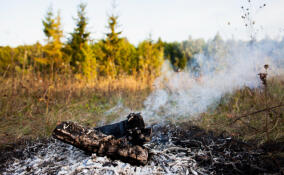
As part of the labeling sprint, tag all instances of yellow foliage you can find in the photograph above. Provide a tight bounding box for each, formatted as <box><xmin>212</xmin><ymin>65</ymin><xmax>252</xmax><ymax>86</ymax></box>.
<box><xmin>34</xmin><ymin>57</ymin><xmax>49</xmax><ymax>65</ymax></box>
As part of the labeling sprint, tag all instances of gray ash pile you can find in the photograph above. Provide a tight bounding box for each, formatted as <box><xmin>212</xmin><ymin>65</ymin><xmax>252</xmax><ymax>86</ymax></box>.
<box><xmin>1</xmin><ymin>124</ymin><xmax>283</xmax><ymax>175</ymax></box>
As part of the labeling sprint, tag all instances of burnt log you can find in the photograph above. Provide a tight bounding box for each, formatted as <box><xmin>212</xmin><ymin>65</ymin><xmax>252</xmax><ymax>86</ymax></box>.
<box><xmin>95</xmin><ymin>113</ymin><xmax>152</xmax><ymax>145</ymax></box>
<box><xmin>52</xmin><ymin>113</ymin><xmax>152</xmax><ymax>165</ymax></box>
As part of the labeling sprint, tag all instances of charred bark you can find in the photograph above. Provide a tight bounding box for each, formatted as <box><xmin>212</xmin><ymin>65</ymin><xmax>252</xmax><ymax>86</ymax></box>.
<box><xmin>52</xmin><ymin>113</ymin><xmax>152</xmax><ymax>165</ymax></box>
<box><xmin>95</xmin><ymin>113</ymin><xmax>152</xmax><ymax>145</ymax></box>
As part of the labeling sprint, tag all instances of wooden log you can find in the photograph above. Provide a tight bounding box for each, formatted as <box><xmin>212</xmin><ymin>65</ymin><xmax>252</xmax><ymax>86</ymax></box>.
<box><xmin>95</xmin><ymin>113</ymin><xmax>152</xmax><ymax>145</ymax></box>
<box><xmin>52</xmin><ymin>114</ymin><xmax>151</xmax><ymax>165</ymax></box>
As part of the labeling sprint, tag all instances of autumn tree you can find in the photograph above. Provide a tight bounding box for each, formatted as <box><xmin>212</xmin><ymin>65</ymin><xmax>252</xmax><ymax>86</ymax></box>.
<box><xmin>0</xmin><ymin>46</ymin><xmax>14</xmax><ymax>73</ymax></box>
<box><xmin>137</xmin><ymin>39</ymin><xmax>164</xmax><ymax>77</ymax></box>
<box><xmin>42</xmin><ymin>7</ymin><xmax>63</xmax><ymax>74</ymax></box>
<box><xmin>99</xmin><ymin>14</ymin><xmax>122</xmax><ymax>77</ymax></box>
<box><xmin>117</xmin><ymin>38</ymin><xmax>137</xmax><ymax>75</ymax></box>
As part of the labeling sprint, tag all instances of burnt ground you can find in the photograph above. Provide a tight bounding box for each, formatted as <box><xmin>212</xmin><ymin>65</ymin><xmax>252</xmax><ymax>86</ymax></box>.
<box><xmin>150</xmin><ymin>124</ymin><xmax>284</xmax><ymax>174</ymax></box>
<box><xmin>0</xmin><ymin>124</ymin><xmax>284</xmax><ymax>175</ymax></box>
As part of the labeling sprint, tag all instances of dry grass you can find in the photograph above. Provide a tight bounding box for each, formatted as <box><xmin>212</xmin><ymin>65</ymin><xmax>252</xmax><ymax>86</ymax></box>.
<box><xmin>0</xmin><ymin>73</ymin><xmax>153</xmax><ymax>148</ymax></box>
<box><xmin>198</xmin><ymin>76</ymin><xmax>284</xmax><ymax>144</ymax></box>
<box><xmin>1</xmin><ymin>72</ymin><xmax>283</xmax><ymax>148</ymax></box>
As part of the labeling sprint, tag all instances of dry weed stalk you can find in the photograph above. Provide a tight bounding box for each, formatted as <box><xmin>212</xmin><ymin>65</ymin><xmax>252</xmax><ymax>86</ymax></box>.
<box><xmin>259</xmin><ymin>64</ymin><xmax>270</xmax><ymax>141</ymax></box>
<box><xmin>230</xmin><ymin>64</ymin><xmax>284</xmax><ymax>142</ymax></box>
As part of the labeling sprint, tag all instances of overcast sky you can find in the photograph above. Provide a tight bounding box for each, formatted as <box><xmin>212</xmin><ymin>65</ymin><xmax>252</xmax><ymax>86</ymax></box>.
<box><xmin>0</xmin><ymin>0</ymin><xmax>284</xmax><ymax>47</ymax></box>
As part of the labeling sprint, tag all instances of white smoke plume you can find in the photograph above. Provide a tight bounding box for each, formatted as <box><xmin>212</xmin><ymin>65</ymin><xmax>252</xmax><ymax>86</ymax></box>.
<box><xmin>104</xmin><ymin>38</ymin><xmax>284</xmax><ymax>124</ymax></box>
<box><xmin>141</xmin><ymin>39</ymin><xmax>284</xmax><ymax>123</ymax></box>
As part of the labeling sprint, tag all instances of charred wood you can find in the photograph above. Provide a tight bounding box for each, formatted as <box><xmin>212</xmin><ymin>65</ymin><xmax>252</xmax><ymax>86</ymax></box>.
<box><xmin>95</xmin><ymin>113</ymin><xmax>152</xmax><ymax>145</ymax></box>
<box><xmin>52</xmin><ymin>113</ymin><xmax>152</xmax><ymax>165</ymax></box>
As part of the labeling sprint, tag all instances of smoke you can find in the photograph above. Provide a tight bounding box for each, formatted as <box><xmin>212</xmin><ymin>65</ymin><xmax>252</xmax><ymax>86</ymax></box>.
<box><xmin>104</xmin><ymin>38</ymin><xmax>284</xmax><ymax>124</ymax></box>
<box><xmin>141</xmin><ymin>39</ymin><xmax>284</xmax><ymax>123</ymax></box>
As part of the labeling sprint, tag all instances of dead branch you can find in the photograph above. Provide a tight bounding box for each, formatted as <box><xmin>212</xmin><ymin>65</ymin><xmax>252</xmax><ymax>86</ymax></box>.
<box><xmin>230</xmin><ymin>104</ymin><xmax>284</xmax><ymax>125</ymax></box>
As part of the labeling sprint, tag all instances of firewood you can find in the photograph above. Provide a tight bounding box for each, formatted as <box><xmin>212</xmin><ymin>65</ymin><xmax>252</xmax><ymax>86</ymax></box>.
<box><xmin>52</xmin><ymin>113</ymin><xmax>152</xmax><ymax>165</ymax></box>
<box><xmin>95</xmin><ymin>113</ymin><xmax>152</xmax><ymax>145</ymax></box>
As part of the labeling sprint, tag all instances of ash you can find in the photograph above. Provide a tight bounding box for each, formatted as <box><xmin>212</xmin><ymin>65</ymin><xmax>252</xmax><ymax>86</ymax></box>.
<box><xmin>1</xmin><ymin>125</ymin><xmax>281</xmax><ymax>175</ymax></box>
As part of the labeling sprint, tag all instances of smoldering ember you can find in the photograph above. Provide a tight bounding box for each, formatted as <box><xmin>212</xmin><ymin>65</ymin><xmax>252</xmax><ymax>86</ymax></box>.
<box><xmin>0</xmin><ymin>113</ymin><xmax>283</xmax><ymax>175</ymax></box>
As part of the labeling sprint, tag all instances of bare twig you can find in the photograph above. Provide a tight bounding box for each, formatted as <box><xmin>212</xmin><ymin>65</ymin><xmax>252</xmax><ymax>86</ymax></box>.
<box><xmin>239</xmin><ymin>120</ymin><xmax>259</xmax><ymax>132</ymax></box>
<box><xmin>230</xmin><ymin>104</ymin><xmax>284</xmax><ymax>125</ymax></box>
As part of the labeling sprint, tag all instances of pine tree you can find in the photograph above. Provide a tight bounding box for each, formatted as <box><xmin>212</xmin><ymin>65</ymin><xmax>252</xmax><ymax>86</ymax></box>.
<box><xmin>81</xmin><ymin>44</ymin><xmax>96</xmax><ymax>80</ymax></box>
<box><xmin>42</xmin><ymin>8</ymin><xmax>53</xmax><ymax>42</ymax></box>
<box><xmin>117</xmin><ymin>38</ymin><xmax>137</xmax><ymax>75</ymax></box>
<box><xmin>164</xmin><ymin>42</ymin><xmax>186</xmax><ymax>71</ymax></box>
<box><xmin>100</xmin><ymin>14</ymin><xmax>122</xmax><ymax>77</ymax></box>
<box><xmin>66</xmin><ymin>3</ymin><xmax>95</xmax><ymax>76</ymax></box>
<box><xmin>137</xmin><ymin>39</ymin><xmax>164</xmax><ymax>77</ymax></box>
<box><xmin>42</xmin><ymin>7</ymin><xmax>63</xmax><ymax>74</ymax></box>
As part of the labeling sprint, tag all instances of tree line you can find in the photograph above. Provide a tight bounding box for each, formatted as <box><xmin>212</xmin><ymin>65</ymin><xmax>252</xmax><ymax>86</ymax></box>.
<box><xmin>0</xmin><ymin>3</ymin><xmax>229</xmax><ymax>80</ymax></box>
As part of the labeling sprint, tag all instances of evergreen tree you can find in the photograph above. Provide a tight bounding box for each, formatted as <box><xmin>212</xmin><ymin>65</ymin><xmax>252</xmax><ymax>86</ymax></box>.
<box><xmin>95</xmin><ymin>31</ymin><xmax>137</xmax><ymax>77</ymax></box>
<box><xmin>67</xmin><ymin>3</ymin><xmax>90</xmax><ymax>70</ymax></box>
<box><xmin>164</xmin><ymin>42</ymin><xmax>187</xmax><ymax>71</ymax></box>
<box><xmin>81</xmin><ymin>44</ymin><xmax>96</xmax><ymax>79</ymax></box>
<box><xmin>42</xmin><ymin>8</ymin><xmax>53</xmax><ymax>42</ymax></box>
<box><xmin>117</xmin><ymin>38</ymin><xmax>137</xmax><ymax>75</ymax></box>
<box><xmin>0</xmin><ymin>46</ymin><xmax>13</xmax><ymax>73</ymax></box>
<box><xmin>204</xmin><ymin>33</ymin><xmax>227</xmax><ymax>71</ymax></box>
<box><xmin>137</xmin><ymin>39</ymin><xmax>164</xmax><ymax>77</ymax></box>
<box><xmin>205</xmin><ymin>33</ymin><xmax>227</xmax><ymax>58</ymax></box>
<box><xmin>42</xmin><ymin>7</ymin><xmax>63</xmax><ymax>73</ymax></box>
<box><xmin>100</xmin><ymin>14</ymin><xmax>122</xmax><ymax>77</ymax></box>
<box><xmin>66</xmin><ymin>3</ymin><xmax>96</xmax><ymax>78</ymax></box>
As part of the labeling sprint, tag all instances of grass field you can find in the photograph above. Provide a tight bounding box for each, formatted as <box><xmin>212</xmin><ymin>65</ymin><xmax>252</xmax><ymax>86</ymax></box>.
<box><xmin>0</xmin><ymin>73</ymin><xmax>283</xmax><ymax>148</ymax></box>
<box><xmin>0</xmin><ymin>74</ymin><xmax>152</xmax><ymax>148</ymax></box>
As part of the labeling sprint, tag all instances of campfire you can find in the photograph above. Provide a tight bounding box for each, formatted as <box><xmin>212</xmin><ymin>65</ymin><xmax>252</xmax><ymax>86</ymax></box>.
<box><xmin>52</xmin><ymin>113</ymin><xmax>152</xmax><ymax>165</ymax></box>
<box><xmin>1</xmin><ymin>113</ymin><xmax>283</xmax><ymax>174</ymax></box>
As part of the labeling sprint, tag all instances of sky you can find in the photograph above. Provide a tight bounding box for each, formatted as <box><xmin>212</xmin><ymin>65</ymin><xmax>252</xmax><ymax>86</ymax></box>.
<box><xmin>0</xmin><ymin>0</ymin><xmax>284</xmax><ymax>47</ymax></box>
